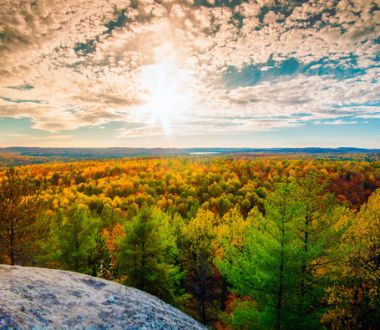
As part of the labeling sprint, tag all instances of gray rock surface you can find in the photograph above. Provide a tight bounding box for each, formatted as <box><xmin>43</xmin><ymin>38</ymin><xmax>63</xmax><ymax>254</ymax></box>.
<box><xmin>0</xmin><ymin>265</ymin><xmax>205</xmax><ymax>330</ymax></box>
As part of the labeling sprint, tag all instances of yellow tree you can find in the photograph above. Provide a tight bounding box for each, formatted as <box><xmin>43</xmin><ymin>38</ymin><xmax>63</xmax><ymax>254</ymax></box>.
<box><xmin>180</xmin><ymin>209</ymin><xmax>220</xmax><ymax>324</ymax></box>
<box><xmin>0</xmin><ymin>168</ymin><xmax>45</xmax><ymax>265</ymax></box>
<box><xmin>323</xmin><ymin>189</ymin><xmax>380</xmax><ymax>328</ymax></box>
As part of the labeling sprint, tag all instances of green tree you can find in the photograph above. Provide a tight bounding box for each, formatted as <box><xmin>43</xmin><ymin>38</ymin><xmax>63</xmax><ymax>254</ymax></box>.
<box><xmin>217</xmin><ymin>183</ymin><xmax>304</xmax><ymax>329</ymax></box>
<box><xmin>218</xmin><ymin>180</ymin><xmax>349</xmax><ymax>329</ymax></box>
<box><xmin>293</xmin><ymin>175</ymin><xmax>343</xmax><ymax>328</ymax></box>
<box><xmin>45</xmin><ymin>204</ymin><xmax>100</xmax><ymax>273</ymax></box>
<box><xmin>119</xmin><ymin>206</ymin><xmax>182</xmax><ymax>304</ymax></box>
<box><xmin>100</xmin><ymin>203</ymin><xmax>121</xmax><ymax>230</ymax></box>
<box><xmin>88</xmin><ymin>235</ymin><xmax>112</xmax><ymax>278</ymax></box>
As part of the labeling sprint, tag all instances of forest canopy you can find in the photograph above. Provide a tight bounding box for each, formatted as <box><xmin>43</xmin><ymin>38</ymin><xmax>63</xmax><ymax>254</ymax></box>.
<box><xmin>0</xmin><ymin>155</ymin><xmax>379</xmax><ymax>329</ymax></box>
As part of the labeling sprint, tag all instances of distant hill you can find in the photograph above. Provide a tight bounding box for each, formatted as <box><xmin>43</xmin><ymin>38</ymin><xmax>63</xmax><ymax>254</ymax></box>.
<box><xmin>186</xmin><ymin>147</ymin><xmax>380</xmax><ymax>154</ymax></box>
<box><xmin>1</xmin><ymin>147</ymin><xmax>187</xmax><ymax>157</ymax></box>
<box><xmin>0</xmin><ymin>146</ymin><xmax>379</xmax><ymax>166</ymax></box>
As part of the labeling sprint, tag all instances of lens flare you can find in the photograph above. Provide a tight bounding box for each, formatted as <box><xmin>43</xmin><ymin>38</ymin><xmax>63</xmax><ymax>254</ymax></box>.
<box><xmin>135</xmin><ymin>56</ymin><xmax>194</xmax><ymax>134</ymax></box>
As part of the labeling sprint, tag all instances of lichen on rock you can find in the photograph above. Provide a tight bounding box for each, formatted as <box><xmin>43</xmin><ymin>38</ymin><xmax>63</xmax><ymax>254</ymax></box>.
<box><xmin>0</xmin><ymin>265</ymin><xmax>205</xmax><ymax>330</ymax></box>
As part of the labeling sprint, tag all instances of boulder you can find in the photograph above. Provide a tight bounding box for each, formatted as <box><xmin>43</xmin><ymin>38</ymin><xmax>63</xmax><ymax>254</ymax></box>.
<box><xmin>0</xmin><ymin>265</ymin><xmax>204</xmax><ymax>330</ymax></box>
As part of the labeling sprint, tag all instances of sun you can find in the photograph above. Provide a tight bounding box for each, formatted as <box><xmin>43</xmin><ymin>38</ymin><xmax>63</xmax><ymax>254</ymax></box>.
<box><xmin>135</xmin><ymin>57</ymin><xmax>194</xmax><ymax>133</ymax></box>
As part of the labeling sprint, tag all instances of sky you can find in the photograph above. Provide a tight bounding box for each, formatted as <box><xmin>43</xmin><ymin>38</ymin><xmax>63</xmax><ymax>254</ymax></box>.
<box><xmin>0</xmin><ymin>0</ymin><xmax>379</xmax><ymax>148</ymax></box>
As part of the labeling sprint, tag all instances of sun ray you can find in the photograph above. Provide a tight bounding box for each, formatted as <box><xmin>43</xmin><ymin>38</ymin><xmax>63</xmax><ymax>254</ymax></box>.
<box><xmin>133</xmin><ymin>51</ymin><xmax>194</xmax><ymax>134</ymax></box>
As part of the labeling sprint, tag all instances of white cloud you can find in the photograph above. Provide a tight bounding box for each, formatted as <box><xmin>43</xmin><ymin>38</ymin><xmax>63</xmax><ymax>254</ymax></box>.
<box><xmin>0</xmin><ymin>0</ymin><xmax>378</xmax><ymax>136</ymax></box>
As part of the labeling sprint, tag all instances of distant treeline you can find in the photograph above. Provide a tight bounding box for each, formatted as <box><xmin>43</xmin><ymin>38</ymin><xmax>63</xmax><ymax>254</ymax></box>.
<box><xmin>0</xmin><ymin>147</ymin><xmax>379</xmax><ymax>166</ymax></box>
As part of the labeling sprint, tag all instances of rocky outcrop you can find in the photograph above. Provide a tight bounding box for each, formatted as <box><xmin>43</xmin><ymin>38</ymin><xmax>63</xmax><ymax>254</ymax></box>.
<box><xmin>0</xmin><ymin>265</ymin><xmax>204</xmax><ymax>329</ymax></box>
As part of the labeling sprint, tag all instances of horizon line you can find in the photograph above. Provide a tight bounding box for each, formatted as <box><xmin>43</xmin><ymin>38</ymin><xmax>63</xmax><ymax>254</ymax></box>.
<box><xmin>1</xmin><ymin>146</ymin><xmax>380</xmax><ymax>150</ymax></box>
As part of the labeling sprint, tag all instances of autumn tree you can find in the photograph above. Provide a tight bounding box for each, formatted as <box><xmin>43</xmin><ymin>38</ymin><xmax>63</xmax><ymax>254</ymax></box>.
<box><xmin>0</xmin><ymin>168</ymin><xmax>45</xmax><ymax>265</ymax></box>
<box><xmin>322</xmin><ymin>189</ymin><xmax>380</xmax><ymax>329</ymax></box>
<box><xmin>102</xmin><ymin>223</ymin><xmax>126</xmax><ymax>279</ymax></box>
<box><xmin>180</xmin><ymin>208</ymin><xmax>221</xmax><ymax>324</ymax></box>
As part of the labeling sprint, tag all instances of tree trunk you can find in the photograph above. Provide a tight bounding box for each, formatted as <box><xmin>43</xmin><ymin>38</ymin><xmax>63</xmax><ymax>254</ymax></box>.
<box><xmin>141</xmin><ymin>241</ymin><xmax>145</xmax><ymax>290</ymax></box>
<box><xmin>276</xmin><ymin>219</ymin><xmax>285</xmax><ymax>330</ymax></box>
<box><xmin>299</xmin><ymin>215</ymin><xmax>310</xmax><ymax>321</ymax></box>
<box><xmin>199</xmin><ymin>249</ymin><xmax>207</xmax><ymax>324</ymax></box>
<box><xmin>9</xmin><ymin>217</ymin><xmax>15</xmax><ymax>265</ymax></box>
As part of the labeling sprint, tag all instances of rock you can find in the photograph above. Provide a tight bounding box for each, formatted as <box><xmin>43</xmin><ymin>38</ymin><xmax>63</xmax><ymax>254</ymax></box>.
<box><xmin>0</xmin><ymin>265</ymin><xmax>205</xmax><ymax>330</ymax></box>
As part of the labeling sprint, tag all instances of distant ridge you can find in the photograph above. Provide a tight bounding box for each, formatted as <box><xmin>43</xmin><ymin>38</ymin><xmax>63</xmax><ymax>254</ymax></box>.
<box><xmin>0</xmin><ymin>147</ymin><xmax>187</xmax><ymax>157</ymax></box>
<box><xmin>1</xmin><ymin>146</ymin><xmax>379</xmax><ymax>157</ymax></box>
<box><xmin>0</xmin><ymin>146</ymin><xmax>379</xmax><ymax>167</ymax></box>
<box><xmin>185</xmin><ymin>147</ymin><xmax>380</xmax><ymax>154</ymax></box>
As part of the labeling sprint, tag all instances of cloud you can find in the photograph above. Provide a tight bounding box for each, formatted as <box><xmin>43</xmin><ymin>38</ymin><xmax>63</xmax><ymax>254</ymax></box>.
<box><xmin>0</xmin><ymin>0</ymin><xmax>379</xmax><ymax>136</ymax></box>
<box><xmin>313</xmin><ymin>119</ymin><xmax>359</xmax><ymax>125</ymax></box>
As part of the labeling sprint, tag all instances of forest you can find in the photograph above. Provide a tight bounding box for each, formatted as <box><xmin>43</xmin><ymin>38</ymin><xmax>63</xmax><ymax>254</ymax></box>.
<box><xmin>0</xmin><ymin>155</ymin><xmax>379</xmax><ymax>329</ymax></box>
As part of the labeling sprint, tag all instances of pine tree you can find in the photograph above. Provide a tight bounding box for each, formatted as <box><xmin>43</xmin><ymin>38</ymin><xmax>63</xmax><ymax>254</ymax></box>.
<box><xmin>293</xmin><ymin>175</ymin><xmax>343</xmax><ymax>328</ymax></box>
<box><xmin>217</xmin><ymin>183</ymin><xmax>304</xmax><ymax>329</ymax></box>
<box><xmin>45</xmin><ymin>205</ymin><xmax>100</xmax><ymax>273</ymax></box>
<box><xmin>119</xmin><ymin>206</ymin><xmax>182</xmax><ymax>304</ymax></box>
<box><xmin>217</xmin><ymin>179</ymin><xmax>349</xmax><ymax>329</ymax></box>
<box><xmin>88</xmin><ymin>236</ymin><xmax>112</xmax><ymax>278</ymax></box>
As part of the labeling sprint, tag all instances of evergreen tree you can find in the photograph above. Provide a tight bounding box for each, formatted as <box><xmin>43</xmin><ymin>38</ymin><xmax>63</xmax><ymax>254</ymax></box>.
<box><xmin>88</xmin><ymin>235</ymin><xmax>113</xmax><ymax>278</ymax></box>
<box><xmin>217</xmin><ymin>183</ymin><xmax>304</xmax><ymax>329</ymax></box>
<box><xmin>45</xmin><ymin>204</ymin><xmax>100</xmax><ymax>273</ymax></box>
<box><xmin>119</xmin><ymin>206</ymin><xmax>182</xmax><ymax>304</ymax></box>
<box><xmin>217</xmin><ymin>180</ymin><xmax>348</xmax><ymax>329</ymax></box>
<box><xmin>293</xmin><ymin>175</ymin><xmax>343</xmax><ymax>328</ymax></box>
<box><xmin>100</xmin><ymin>203</ymin><xmax>121</xmax><ymax>231</ymax></box>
